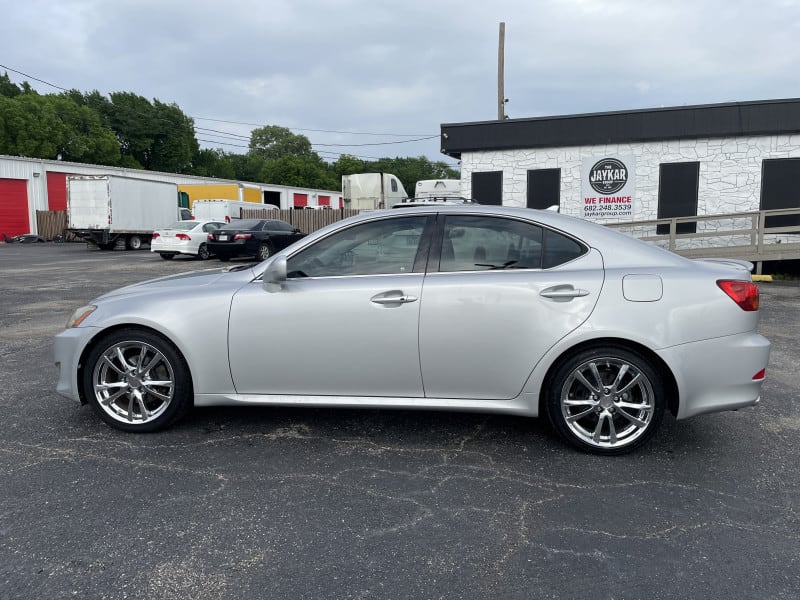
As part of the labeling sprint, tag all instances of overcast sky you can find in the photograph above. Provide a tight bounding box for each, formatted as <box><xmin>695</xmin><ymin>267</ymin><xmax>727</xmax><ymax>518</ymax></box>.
<box><xmin>2</xmin><ymin>0</ymin><xmax>799</xmax><ymax>168</ymax></box>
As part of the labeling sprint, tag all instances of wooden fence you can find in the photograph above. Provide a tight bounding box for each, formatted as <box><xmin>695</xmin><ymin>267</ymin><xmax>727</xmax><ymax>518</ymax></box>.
<box><xmin>36</xmin><ymin>210</ymin><xmax>68</xmax><ymax>241</ymax></box>
<box><xmin>32</xmin><ymin>207</ymin><xmax>800</xmax><ymax>272</ymax></box>
<box><xmin>240</xmin><ymin>208</ymin><xmax>361</xmax><ymax>234</ymax></box>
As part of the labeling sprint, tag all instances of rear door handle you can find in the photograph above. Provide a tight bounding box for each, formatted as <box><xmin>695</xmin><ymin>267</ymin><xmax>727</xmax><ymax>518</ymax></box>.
<box><xmin>370</xmin><ymin>291</ymin><xmax>418</xmax><ymax>305</ymax></box>
<box><xmin>540</xmin><ymin>286</ymin><xmax>590</xmax><ymax>300</ymax></box>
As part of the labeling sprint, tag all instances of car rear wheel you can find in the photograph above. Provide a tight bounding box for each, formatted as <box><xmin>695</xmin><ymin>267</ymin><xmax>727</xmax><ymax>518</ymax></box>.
<box><xmin>197</xmin><ymin>243</ymin><xmax>210</xmax><ymax>260</ymax></box>
<box><xmin>82</xmin><ymin>329</ymin><xmax>193</xmax><ymax>432</ymax></box>
<box><xmin>546</xmin><ymin>346</ymin><xmax>665</xmax><ymax>455</ymax></box>
<box><xmin>159</xmin><ymin>253</ymin><xmax>175</xmax><ymax>260</ymax></box>
<box><xmin>217</xmin><ymin>253</ymin><xmax>230</xmax><ymax>262</ymax></box>
<box><xmin>257</xmin><ymin>243</ymin><xmax>273</xmax><ymax>261</ymax></box>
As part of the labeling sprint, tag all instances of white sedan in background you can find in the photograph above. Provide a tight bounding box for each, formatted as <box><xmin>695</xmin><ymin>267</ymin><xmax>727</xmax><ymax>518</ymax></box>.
<box><xmin>151</xmin><ymin>220</ymin><xmax>226</xmax><ymax>260</ymax></box>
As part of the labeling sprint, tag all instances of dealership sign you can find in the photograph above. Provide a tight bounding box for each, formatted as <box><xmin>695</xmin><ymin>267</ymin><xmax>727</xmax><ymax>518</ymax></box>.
<box><xmin>581</xmin><ymin>157</ymin><xmax>635</xmax><ymax>219</ymax></box>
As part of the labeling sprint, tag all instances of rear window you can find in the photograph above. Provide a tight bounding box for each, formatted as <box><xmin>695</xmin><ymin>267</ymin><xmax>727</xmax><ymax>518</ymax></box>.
<box><xmin>220</xmin><ymin>219</ymin><xmax>262</xmax><ymax>231</ymax></box>
<box><xmin>166</xmin><ymin>221</ymin><xmax>198</xmax><ymax>231</ymax></box>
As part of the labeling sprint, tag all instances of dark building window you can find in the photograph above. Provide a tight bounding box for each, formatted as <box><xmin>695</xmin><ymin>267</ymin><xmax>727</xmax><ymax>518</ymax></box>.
<box><xmin>526</xmin><ymin>169</ymin><xmax>561</xmax><ymax>210</ymax></box>
<box><xmin>761</xmin><ymin>158</ymin><xmax>800</xmax><ymax>228</ymax></box>
<box><xmin>471</xmin><ymin>171</ymin><xmax>503</xmax><ymax>205</ymax></box>
<box><xmin>657</xmin><ymin>162</ymin><xmax>700</xmax><ymax>234</ymax></box>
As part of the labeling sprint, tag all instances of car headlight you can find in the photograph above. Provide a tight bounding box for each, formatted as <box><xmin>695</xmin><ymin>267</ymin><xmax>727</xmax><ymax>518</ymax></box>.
<box><xmin>66</xmin><ymin>305</ymin><xmax>96</xmax><ymax>328</ymax></box>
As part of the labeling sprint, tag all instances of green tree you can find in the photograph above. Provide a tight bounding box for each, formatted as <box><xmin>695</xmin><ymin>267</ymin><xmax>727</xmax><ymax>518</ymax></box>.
<box><xmin>102</xmin><ymin>92</ymin><xmax>198</xmax><ymax>172</ymax></box>
<box><xmin>0</xmin><ymin>72</ymin><xmax>21</xmax><ymax>98</ymax></box>
<box><xmin>331</xmin><ymin>154</ymin><xmax>367</xmax><ymax>177</ymax></box>
<box><xmin>259</xmin><ymin>155</ymin><xmax>339</xmax><ymax>190</ymax></box>
<box><xmin>189</xmin><ymin>148</ymin><xmax>237</xmax><ymax>179</ymax></box>
<box><xmin>249</xmin><ymin>125</ymin><xmax>313</xmax><ymax>160</ymax></box>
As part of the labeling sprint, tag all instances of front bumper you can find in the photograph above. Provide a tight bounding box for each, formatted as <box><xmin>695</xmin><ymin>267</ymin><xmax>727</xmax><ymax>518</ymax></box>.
<box><xmin>54</xmin><ymin>326</ymin><xmax>100</xmax><ymax>404</ymax></box>
<box><xmin>657</xmin><ymin>331</ymin><xmax>771</xmax><ymax>420</ymax></box>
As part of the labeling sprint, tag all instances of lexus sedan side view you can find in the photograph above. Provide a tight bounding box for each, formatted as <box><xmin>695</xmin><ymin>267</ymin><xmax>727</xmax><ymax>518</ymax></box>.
<box><xmin>54</xmin><ymin>205</ymin><xmax>770</xmax><ymax>455</ymax></box>
<box><xmin>206</xmin><ymin>218</ymin><xmax>305</xmax><ymax>261</ymax></box>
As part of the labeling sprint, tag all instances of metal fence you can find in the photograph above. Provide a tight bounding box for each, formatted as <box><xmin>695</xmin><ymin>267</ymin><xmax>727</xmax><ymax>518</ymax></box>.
<box><xmin>605</xmin><ymin>207</ymin><xmax>800</xmax><ymax>273</ymax></box>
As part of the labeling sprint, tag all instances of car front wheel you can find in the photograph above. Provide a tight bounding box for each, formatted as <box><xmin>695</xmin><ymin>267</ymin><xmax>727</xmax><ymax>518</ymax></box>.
<box><xmin>82</xmin><ymin>328</ymin><xmax>193</xmax><ymax>432</ymax></box>
<box><xmin>545</xmin><ymin>346</ymin><xmax>665</xmax><ymax>455</ymax></box>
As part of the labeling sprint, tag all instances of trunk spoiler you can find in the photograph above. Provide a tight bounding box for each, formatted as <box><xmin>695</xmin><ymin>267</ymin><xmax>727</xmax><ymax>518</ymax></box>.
<box><xmin>693</xmin><ymin>258</ymin><xmax>754</xmax><ymax>272</ymax></box>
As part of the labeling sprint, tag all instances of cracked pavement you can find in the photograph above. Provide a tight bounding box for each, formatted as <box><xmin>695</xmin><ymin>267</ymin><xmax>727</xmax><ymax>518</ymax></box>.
<box><xmin>1</xmin><ymin>243</ymin><xmax>798</xmax><ymax>599</ymax></box>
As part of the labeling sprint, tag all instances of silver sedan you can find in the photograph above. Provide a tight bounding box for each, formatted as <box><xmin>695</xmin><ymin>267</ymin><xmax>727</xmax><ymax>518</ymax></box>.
<box><xmin>54</xmin><ymin>206</ymin><xmax>770</xmax><ymax>454</ymax></box>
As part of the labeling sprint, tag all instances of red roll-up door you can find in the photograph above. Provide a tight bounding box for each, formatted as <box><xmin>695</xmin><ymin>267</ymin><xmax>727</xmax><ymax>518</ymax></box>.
<box><xmin>46</xmin><ymin>172</ymin><xmax>70</xmax><ymax>211</ymax></box>
<box><xmin>338</xmin><ymin>196</ymin><xmax>343</xmax><ymax>208</ymax></box>
<box><xmin>318</xmin><ymin>195</ymin><xmax>330</xmax><ymax>207</ymax></box>
<box><xmin>0</xmin><ymin>179</ymin><xmax>30</xmax><ymax>238</ymax></box>
<box><xmin>293</xmin><ymin>193</ymin><xmax>308</xmax><ymax>207</ymax></box>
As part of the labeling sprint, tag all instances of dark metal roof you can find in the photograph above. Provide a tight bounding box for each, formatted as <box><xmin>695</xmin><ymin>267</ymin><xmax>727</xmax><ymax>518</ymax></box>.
<box><xmin>440</xmin><ymin>98</ymin><xmax>800</xmax><ymax>159</ymax></box>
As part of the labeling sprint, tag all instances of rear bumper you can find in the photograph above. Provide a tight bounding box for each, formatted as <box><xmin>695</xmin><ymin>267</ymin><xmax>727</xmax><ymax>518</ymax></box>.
<box><xmin>657</xmin><ymin>332</ymin><xmax>771</xmax><ymax>420</ymax></box>
<box><xmin>207</xmin><ymin>240</ymin><xmax>257</xmax><ymax>257</ymax></box>
<box><xmin>151</xmin><ymin>239</ymin><xmax>196</xmax><ymax>255</ymax></box>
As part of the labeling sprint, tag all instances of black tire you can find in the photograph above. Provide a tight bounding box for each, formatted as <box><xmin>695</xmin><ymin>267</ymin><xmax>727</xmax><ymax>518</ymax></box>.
<box><xmin>98</xmin><ymin>242</ymin><xmax>116</xmax><ymax>251</ymax></box>
<box><xmin>217</xmin><ymin>254</ymin><xmax>230</xmax><ymax>262</ymax></box>
<box><xmin>197</xmin><ymin>243</ymin><xmax>210</xmax><ymax>260</ymax></box>
<box><xmin>126</xmin><ymin>235</ymin><xmax>143</xmax><ymax>251</ymax></box>
<box><xmin>159</xmin><ymin>253</ymin><xmax>175</xmax><ymax>260</ymax></box>
<box><xmin>82</xmin><ymin>328</ymin><xmax>193</xmax><ymax>432</ymax></box>
<box><xmin>545</xmin><ymin>346</ymin><xmax>665</xmax><ymax>455</ymax></box>
<box><xmin>257</xmin><ymin>242</ymin><xmax>273</xmax><ymax>261</ymax></box>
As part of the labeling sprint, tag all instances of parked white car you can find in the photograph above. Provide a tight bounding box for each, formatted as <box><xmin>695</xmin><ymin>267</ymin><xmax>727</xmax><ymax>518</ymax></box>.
<box><xmin>150</xmin><ymin>220</ymin><xmax>225</xmax><ymax>260</ymax></box>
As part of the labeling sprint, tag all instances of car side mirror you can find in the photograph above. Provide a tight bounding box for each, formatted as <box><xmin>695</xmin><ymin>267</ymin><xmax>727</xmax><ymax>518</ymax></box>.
<box><xmin>262</xmin><ymin>256</ymin><xmax>287</xmax><ymax>293</ymax></box>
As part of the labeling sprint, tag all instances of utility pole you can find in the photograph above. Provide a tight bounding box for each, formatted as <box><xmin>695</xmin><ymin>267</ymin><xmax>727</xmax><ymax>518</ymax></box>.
<box><xmin>497</xmin><ymin>22</ymin><xmax>505</xmax><ymax>120</ymax></box>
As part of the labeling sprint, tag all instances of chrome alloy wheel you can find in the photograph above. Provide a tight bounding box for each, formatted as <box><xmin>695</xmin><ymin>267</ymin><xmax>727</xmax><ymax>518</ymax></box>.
<box><xmin>560</xmin><ymin>357</ymin><xmax>655</xmax><ymax>450</ymax></box>
<box><xmin>91</xmin><ymin>341</ymin><xmax>175</xmax><ymax>425</ymax></box>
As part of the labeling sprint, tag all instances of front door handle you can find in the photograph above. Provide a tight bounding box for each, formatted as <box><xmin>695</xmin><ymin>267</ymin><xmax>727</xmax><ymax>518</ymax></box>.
<box><xmin>371</xmin><ymin>291</ymin><xmax>418</xmax><ymax>305</ymax></box>
<box><xmin>540</xmin><ymin>286</ymin><xmax>590</xmax><ymax>300</ymax></box>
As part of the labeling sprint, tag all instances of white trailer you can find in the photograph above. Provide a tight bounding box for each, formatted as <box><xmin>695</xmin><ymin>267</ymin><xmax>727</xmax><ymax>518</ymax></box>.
<box><xmin>192</xmin><ymin>199</ymin><xmax>279</xmax><ymax>222</ymax></box>
<box><xmin>414</xmin><ymin>179</ymin><xmax>461</xmax><ymax>199</ymax></box>
<box><xmin>67</xmin><ymin>175</ymin><xmax>182</xmax><ymax>250</ymax></box>
<box><xmin>342</xmin><ymin>173</ymin><xmax>407</xmax><ymax>210</ymax></box>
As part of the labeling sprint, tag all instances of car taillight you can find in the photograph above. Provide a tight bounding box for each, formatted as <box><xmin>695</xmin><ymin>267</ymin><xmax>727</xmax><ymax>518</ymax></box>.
<box><xmin>233</xmin><ymin>233</ymin><xmax>252</xmax><ymax>240</ymax></box>
<box><xmin>208</xmin><ymin>233</ymin><xmax>214</xmax><ymax>241</ymax></box>
<box><xmin>752</xmin><ymin>368</ymin><xmax>766</xmax><ymax>380</ymax></box>
<box><xmin>152</xmin><ymin>233</ymin><xmax>160</xmax><ymax>239</ymax></box>
<box><xmin>717</xmin><ymin>279</ymin><xmax>759</xmax><ymax>311</ymax></box>
<box><xmin>176</xmin><ymin>233</ymin><xmax>191</xmax><ymax>241</ymax></box>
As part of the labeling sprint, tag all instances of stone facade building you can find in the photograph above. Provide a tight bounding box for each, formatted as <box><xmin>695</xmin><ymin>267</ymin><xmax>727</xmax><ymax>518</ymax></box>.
<box><xmin>440</xmin><ymin>99</ymin><xmax>800</xmax><ymax>228</ymax></box>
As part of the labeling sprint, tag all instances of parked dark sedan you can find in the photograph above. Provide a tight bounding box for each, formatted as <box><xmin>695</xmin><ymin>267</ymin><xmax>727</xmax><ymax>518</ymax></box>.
<box><xmin>207</xmin><ymin>219</ymin><xmax>305</xmax><ymax>261</ymax></box>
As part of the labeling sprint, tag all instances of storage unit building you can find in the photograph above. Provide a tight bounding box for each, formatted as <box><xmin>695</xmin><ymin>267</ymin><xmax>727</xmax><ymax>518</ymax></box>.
<box><xmin>0</xmin><ymin>155</ymin><xmax>342</xmax><ymax>237</ymax></box>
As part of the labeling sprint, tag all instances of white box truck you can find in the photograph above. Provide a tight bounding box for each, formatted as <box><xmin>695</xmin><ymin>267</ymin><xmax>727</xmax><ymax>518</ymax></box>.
<box><xmin>66</xmin><ymin>175</ymin><xmax>183</xmax><ymax>250</ymax></box>
<box><xmin>342</xmin><ymin>173</ymin><xmax>407</xmax><ymax>210</ymax></box>
<box><xmin>192</xmin><ymin>199</ymin><xmax>279</xmax><ymax>222</ymax></box>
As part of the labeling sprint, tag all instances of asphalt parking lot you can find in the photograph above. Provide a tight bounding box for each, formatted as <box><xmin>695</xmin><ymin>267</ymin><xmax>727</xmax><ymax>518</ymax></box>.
<box><xmin>1</xmin><ymin>242</ymin><xmax>798</xmax><ymax>599</ymax></box>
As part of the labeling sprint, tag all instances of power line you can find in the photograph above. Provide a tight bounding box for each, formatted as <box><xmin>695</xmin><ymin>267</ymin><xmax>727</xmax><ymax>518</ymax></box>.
<box><xmin>0</xmin><ymin>63</ymin><xmax>68</xmax><ymax>91</ymax></box>
<box><xmin>1</xmin><ymin>62</ymin><xmax>455</xmax><ymax>162</ymax></box>
<box><xmin>194</xmin><ymin>116</ymin><xmax>435</xmax><ymax>137</ymax></box>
